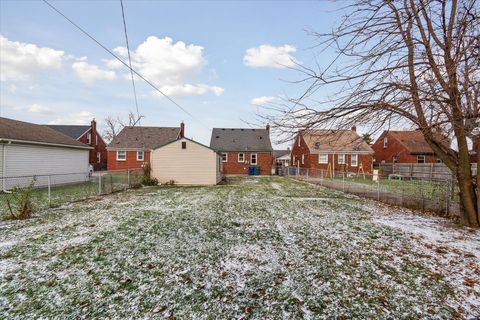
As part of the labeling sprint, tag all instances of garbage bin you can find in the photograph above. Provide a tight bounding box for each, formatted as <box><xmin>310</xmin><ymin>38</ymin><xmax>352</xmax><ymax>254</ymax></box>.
<box><xmin>248</xmin><ymin>166</ymin><xmax>255</xmax><ymax>176</ymax></box>
<box><xmin>254</xmin><ymin>166</ymin><xmax>260</xmax><ymax>175</ymax></box>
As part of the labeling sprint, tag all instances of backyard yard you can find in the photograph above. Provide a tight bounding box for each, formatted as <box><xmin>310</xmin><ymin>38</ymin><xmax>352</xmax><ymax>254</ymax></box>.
<box><xmin>0</xmin><ymin>177</ymin><xmax>479</xmax><ymax>319</ymax></box>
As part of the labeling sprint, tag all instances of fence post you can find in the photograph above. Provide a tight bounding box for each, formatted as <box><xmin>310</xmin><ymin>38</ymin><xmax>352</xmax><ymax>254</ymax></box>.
<box><xmin>127</xmin><ymin>169</ymin><xmax>131</xmax><ymax>186</ymax></box>
<box><xmin>306</xmin><ymin>168</ymin><xmax>309</xmax><ymax>181</ymax></box>
<box><xmin>342</xmin><ymin>172</ymin><xmax>345</xmax><ymax>192</ymax></box>
<box><xmin>47</xmin><ymin>175</ymin><xmax>51</xmax><ymax>207</ymax></box>
<box><xmin>98</xmin><ymin>175</ymin><xmax>102</xmax><ymax>195</ymax></box>
<box><xmin>445</xmin><ymin>179</ymin><xmax>449</xmax><ymax>216</ymax></box>
<box><xmin>320</xmin><ymin>169</ymin><xmax>323</xmax><ymax>186</ymax></box>
<box><xmin>377</xmin><ymin>176</ymin><xmax>380</xmax><ymax>201</ymax></box>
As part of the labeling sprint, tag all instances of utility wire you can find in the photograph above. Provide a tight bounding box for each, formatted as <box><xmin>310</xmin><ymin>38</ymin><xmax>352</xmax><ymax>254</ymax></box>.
<box><xmin>120</xmin><ymin>0</ymin><xmax>140</xmax><ymax>122</ymax></box>
<box><xmin>42</xmin><ymin>0</ymin><xmax>210</xmax><ymax>131</ymax></box>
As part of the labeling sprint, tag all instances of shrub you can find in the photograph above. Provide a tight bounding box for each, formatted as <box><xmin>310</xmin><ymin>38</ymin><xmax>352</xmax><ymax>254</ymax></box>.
<box><xmin>6</xmin><ymin>179</ymin><xmax>36</xmax><ymax>220</ymax></box>
<box><xmin>131</xmin><ymin>182</ymin><xmax>143</xmax><ymax>189</ymax></box>
<box><xmin>141</xmin><ymin>176</ymin><xmax>158</xmax><ymax>186</ymax></box>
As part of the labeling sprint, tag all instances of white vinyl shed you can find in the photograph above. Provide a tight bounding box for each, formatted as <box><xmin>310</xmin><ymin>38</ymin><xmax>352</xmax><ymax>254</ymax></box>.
<box><xmin>151</xmin><ymin>137</ymin><xmax>222</xmax><ymax>185</ymax></box>
<box><xmin>1</xmin><ymin>117</ymin><xmax>91</xmax><ymax>190</ymax></box>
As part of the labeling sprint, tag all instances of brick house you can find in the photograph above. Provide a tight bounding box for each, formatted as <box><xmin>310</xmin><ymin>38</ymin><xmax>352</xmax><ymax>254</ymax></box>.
<box><xmin>209</xmin><ymin>126</ymin><xmax>274</xmax><ymax>175</ymax></box>
<box><xmin>48</xmin><ymin>119</ymin><xmax>107</xmax><ymax>171</ymax></box>
<box><xmin>372</xmin><ymin>130</ymin><xmax>448</xmax><ymax>164</ymax></box>
<box><xmin>290</xmin><ymin>127</ymin><xmax>374</xmax><ymax>173</ymax></box>
<box><xmin>106</xmin><ymin>123</ymin><xmax>184</xmax><ymax>171</ymax></box>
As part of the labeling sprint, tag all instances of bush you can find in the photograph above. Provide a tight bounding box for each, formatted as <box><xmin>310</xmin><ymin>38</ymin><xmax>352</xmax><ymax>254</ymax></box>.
<box><xmin>6</xmin><ymin>179</ymin><xmax>35</xmax><ymax>220</ymax></box>
<box><xmin>141</xmin><ymin>176</ymin><xmax>158</xmax><ymax>186</ymax></box>
<box><xmin>131</xmin><ymin>182</ymin><xmax>143</xmax><ymax>189</ymax></box>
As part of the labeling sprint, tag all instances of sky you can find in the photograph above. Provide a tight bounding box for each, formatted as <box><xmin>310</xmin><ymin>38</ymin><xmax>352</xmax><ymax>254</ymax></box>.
<box><xmin>0</xmin><ymin>0</ymin><xmax>343</xmax><ymax>147</ymax></box>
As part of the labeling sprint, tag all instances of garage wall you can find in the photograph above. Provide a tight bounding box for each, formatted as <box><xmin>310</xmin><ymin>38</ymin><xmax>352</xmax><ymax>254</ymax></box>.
<box><xmin>3</xmin><ymin>143</ymin><xmax>89</xmax><ymax>189</ymax></box>
<box><xmin>151</xmin><ymin>138</ymin><xmax>221</xmax><ymax>185</ymax></box>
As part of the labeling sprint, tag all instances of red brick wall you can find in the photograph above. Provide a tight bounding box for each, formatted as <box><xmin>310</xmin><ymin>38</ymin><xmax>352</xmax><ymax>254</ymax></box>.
<box><xmin>107</xmin><ymin>150</ymin><xmax>150</xmax><ymax>171</ymax></box>
<box><xmin>372</xmin><ymin>131</ymin><xmax>437</xmax><ymax>164</ymax></box>
<box><xmin>221</xmin><ymin>151</ymin><xmax>273</xmax><ymax>175</ymax></box>
<box><xmin>78</xmin><ymin>129</ymin><xmax>108</xmax><ymax>171</ymax></box>
<box><xmin>291</xmin><ymin>133</ymin><xmax>373</xmax><ymax>173</ymax></box>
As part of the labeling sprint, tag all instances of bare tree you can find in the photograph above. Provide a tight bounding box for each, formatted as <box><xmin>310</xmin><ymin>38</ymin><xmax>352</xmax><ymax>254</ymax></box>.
<box><xmin>103</xmin><ymin>111</ymin><xmax>144</xmax><ymax>143</ymax></box>
<box><xmin>261</xmin><ymin>0</ymin><xmax>480</xmax><ymax>226</ymax></box>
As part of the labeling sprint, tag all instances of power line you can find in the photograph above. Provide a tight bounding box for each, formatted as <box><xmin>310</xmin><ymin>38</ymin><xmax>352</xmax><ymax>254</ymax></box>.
<box><xmin>120</xmin><ymin>0</ymin><xmax>140</xmax><ymax>121</ymax></box>
<box><xmin>42</xmin><ymin>0</ymin><xmax>210</xmax><ymax>131</ymax></box>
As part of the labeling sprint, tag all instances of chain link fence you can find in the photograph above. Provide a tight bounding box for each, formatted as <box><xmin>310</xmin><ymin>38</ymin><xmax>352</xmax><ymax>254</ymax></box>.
<box><xmin>285</xmin><ymin>167</ymin><xmax>460</xmax><ymax>217</ymax></box>
<box><xmin>0</xmin><ymin>169</ymin><xmax>143</xmax><ymax>219</ymax></box>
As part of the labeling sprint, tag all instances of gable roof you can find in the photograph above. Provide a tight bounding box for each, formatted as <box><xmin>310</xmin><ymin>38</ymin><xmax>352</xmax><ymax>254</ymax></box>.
<box><xmin>46</xmin><ymin>125</ymin><xmax>90</xmax><ymax>140</ymax></box>
<box><xmin>154</xmin><ymin>137</ymin><xmax>217</xmax><ymax>152</ymax></box>
<box><xmin>388</xmin><ymin>130</ymin><xmax>448</xmax><ymax>154</ymax></box>
<box><xmin>274</xmin><ymin>150</ymin><xmax>290</xmax><ymax>158</ymax></box>
<box><xmin>210</xmin><ymin>128</ymin><xmax>273</xmax><ymax>152</ymax></box>
<box><xmin>301</xmin><ymin>130</ymin><xmax>374</xmax><ymax>154</ymax></box>
<box><xmin>0</xmin><ymin>117</ymin><xmax>91</xmax><ymax>149</ymax></box>
<box><xmin>108</xmin><ymin>126</ymin><xmax>180</xmax><ymax>149</ymax></box>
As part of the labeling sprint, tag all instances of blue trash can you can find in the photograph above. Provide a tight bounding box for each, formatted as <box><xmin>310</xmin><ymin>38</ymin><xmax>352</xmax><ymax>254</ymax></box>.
<box><xmin>248</xmin><ymin>166</ymin><xmax>255</xmax><ymax>175</ymax></box>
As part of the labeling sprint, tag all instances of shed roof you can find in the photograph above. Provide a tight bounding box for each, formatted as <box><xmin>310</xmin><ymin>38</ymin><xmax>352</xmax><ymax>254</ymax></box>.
<box><xmin>0</xmin><ymin>117</ymin><xmax>90</xmax><ymax>149</ymax></box>
<box><xmin>210</xmin><ymin>128</ymin><xmax>273</xmax><ymax>152</ymax></box>
<box><xmin>302</xmin><ymin>130</ymin><xmax>373</xmax><ymax>154</ymax></box>
<box><xmin>108</xmin><ymin>126</ymin><xmax>181</xmax><ymax>149</ymax></box>
<box><xmin>274</xmin><ymin>150</ymin><xmax>291</xmax><ymax>158</ymax></box>
<box><xmin>46</xmin><ymin>125</ymin><xmax>90</xmax><ymax>140</ymax></box>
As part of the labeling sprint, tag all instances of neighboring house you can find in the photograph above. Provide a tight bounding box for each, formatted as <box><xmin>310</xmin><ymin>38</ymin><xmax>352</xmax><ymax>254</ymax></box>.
<box><xmin>209</xmin><ymin>126</ymin><xmax>274</xmax><ymax>175</ymax></box>
<box><xmin>372</xmin><ymin>130</ymin><xmax>447</xmax><ymax>164</ymax></box>
<box><xmin>0</xmin><ymin>117</ymin><xmax>91</xmax><ymax>190</ymax></box>
<box><xmin>291</xmin><ymin>127</ymin><xmax>374</xmax><ymax>173</ymax></box>
<box><xmin>106</xmin><ymin>123</ymin><xmax>184</xmax><ymax>171</ymax></box>
<box><xmin>47</xmin><ymin>119</ymin><xmax>107</xmax><ymax>171</ymax></box>
<box><xmin>151</xmin><ymin>137</ymin><xmax>222</xmax><ymax>185</ymax></box>
<box><xmin>274</xmin><ymin>149</ymin><xmax>291</xmax><ymax>167</ymax></box>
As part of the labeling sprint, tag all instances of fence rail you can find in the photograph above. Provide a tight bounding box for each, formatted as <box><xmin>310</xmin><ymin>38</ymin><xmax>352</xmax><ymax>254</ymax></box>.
<box><xmin>285</xmin><ymin>167</ymin><xmax>460</xmax><ymax>217</ymax></box>
<box><xmin>0</xmin><ymin>169</ymin><xmax>143</xmax><ymax>219</ymax></box>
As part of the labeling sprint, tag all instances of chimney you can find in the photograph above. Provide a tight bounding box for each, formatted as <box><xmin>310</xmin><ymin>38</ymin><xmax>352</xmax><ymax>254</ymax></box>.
<box><xmin>179</xmin><ymin>121</ymin><xmax>185</xmax><ymax>138</ymax></box>
<box><xmin>91</xmin><ymin>118</ymin><xmax>97</xmax><ymax>145</ymax></box>
<box><xmin>351</xmin><ymin>125</ymin><xmax>356</xmax><ymax>132</ymax></box>
<box><xmin>266</xmin><ymin>124</ymin><xmax>270</xmax><ymax>132</ymax></box>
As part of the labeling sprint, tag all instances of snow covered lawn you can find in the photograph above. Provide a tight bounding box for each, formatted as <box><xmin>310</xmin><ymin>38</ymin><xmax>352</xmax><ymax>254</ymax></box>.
<box><xmin>1</xmin><ymin>177</ymin><xmax>479</xmax><ymax>319</ymax></box>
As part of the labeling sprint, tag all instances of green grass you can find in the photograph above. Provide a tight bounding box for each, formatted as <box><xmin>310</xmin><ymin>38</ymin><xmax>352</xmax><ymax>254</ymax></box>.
<box><xmin>0</xmin><ymin>177</ymin><xmax>477</xmax><ymax>318</ymax></box>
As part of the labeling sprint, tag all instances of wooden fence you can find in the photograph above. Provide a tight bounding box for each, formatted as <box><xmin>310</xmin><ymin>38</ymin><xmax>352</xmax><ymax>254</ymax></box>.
<box><xmin>378</xmin><ymin>163</ymin><xmax>477</xmax><ymax>181</ymax></box>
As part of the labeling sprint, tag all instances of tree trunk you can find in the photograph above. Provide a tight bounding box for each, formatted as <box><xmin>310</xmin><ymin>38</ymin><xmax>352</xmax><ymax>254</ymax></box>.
<box><xmin>456</xmin><ymin>155</ymin><xmax>479</xmax><ymax>227</ymax></box>
<box><xmin>477</xmin><ymin>137</ymin><xmax>480</xmax><ymax>223</ymax></box>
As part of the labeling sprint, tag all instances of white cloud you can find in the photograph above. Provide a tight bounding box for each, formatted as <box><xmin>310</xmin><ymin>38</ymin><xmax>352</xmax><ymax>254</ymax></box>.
<box><xmin>48</xmin><ymin>111</ymin><xmax>94</xmax><ymax>125</ymax></box>
<box><xmin>250</xmin><ymin>96</ymin><xmax>277</xmax><ymax>106</ymax></box>
<box><xmin>72</xmin><ymin>61</ymin><xmax>116</xmax><ymax>84</ymax></box>
<box><xmin>244</xmin><ymin>44</ymin><xmax>299</xmax><ymax>68</ymax></box>
<box><xmin>107</xmin><ymin>36</ymin><xmax>223</xmax><ymax>96</ymax></box>
<box><xmin>0</xmin><ymin>35</ymin><xmax>65</xmax><ymax>81</ymax></box>
<box><xmin>13</xmin><ymin>103</ymin><xmax>52</xmax><ymax>114</ymax></box>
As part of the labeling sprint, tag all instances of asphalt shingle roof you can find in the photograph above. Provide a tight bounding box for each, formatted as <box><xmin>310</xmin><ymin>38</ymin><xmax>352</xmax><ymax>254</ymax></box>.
<box><xmin>46</xmin><ymin>125</ymin><xmax>90</xmax><ymax>140</ymax></box>
<box><xmin>108</xmin><ymin>126</ymin><xmax>181</xmax><ymax>149</ymax></box>
<box><xmin>274</xmin><ymin>150</ymin><xmax>291</xmax><ymax>158</ymax></box>
<box><xmin>302</xmin><ymin>130</ymin><xmax>374</xmax><ymax>154</ymax></box>
<box><xmin>210</xmin><ymin>128</ymin><xmax>273</xmax><ymax>152</ymax></box>
<box><xmin>0</xmin><ymin>117</ymin><xmax>90</xmax><ymax>149</ymax></box>
<box><xmin>389</xmin><ymin>131</ymin><xmax>448</xmax><ymax>154</ymax></box>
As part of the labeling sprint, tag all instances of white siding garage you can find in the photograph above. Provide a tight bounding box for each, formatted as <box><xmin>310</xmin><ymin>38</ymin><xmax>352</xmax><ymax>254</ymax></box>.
<box><xmin>2</xmin><ymin>143</ymin><xmax>90</xmax><ymax>189</ymax></box>
<box><xmin>151</xmin><ymin>138</ymin><xmax>222</xmax><ymax>185</ymax></box>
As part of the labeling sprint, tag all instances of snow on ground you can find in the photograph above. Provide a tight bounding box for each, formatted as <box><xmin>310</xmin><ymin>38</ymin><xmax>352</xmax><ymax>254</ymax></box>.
<box><xmin>0</xmin><ymin>177</ymin><xmax>479</xmax><ymax>319</ymax></box>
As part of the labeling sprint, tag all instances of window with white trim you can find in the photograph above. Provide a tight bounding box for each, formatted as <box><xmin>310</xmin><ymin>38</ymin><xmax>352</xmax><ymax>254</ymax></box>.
<box><xmin>301</xmin><ymin>154</ymin><xmax>305</xmax><ymax>165</ymax></box>
<box><xmin>338</xmin><ymin>154</ymin><xmax>345</xmax><ymax>164</ymax></box>
<box><xmin>351</xmin><ymin>154</ymin><xmax>358</xmax><ymax>167</ymax></box>
<box><xmin>392</xmin><ymin>156</ymin><xmax>398</xmax><ymax>163</ymax></box>
<box><xmin>297</xmin><ymin>136</ymin><xmax>301</xmax><ymax>147</ymax></box>
<box><xmin>116</xmin><ymin>150</ymin><xmax>126</xmax><ymax>161</ymax></box>
<box><xmin>137</xmin><ymin>151</ymin><xmax>144</xmax><ymax>161</ymax></box>
<box><xmin>97</xmin><ymin>152</ymin><xmax>101</xmax><ymax>163</ymax></box>
<box><xmin>383</xmin><ymin>137</ymin><xmax>388</xmax><ymax>148</ymax></box>
<box><xmin>221</xmin><ymin>153</ymin><xmax>228</xmax><ymax>162</ymax></box>
<box><xmin>417</xmin><ymin>155</ymin><xmax>426</xmax><ymax>163</ymax></box>
<box><xmin>319</xmin><ymin>154</ymin><xmax>328</xmax><ymax>164</ymax></box>
<box><xmin>436</xmin><ymin>157</ymin><xmax>443</xmax><ymax>163</ymax></box>
<box><xmin>251</xmin><ymin>153</ymin><xmax>258</xmax><ymax>165</ymax></box>
<box><xmin>87</xmin><ymin>133</ymin><xmax>92</xmax><ymax>145</ymax></box>
<box><xmin>238</xmin><ymin>153</ymin><xmax>245</xmax><ymax>162</ymax></box>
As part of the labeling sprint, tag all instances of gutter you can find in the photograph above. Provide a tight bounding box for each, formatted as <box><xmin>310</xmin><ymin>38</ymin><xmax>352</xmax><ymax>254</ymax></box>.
<box><xmin>0</xmin><ymin>138</ymin><xmax>93</xmax><ymax>150</ymax></box>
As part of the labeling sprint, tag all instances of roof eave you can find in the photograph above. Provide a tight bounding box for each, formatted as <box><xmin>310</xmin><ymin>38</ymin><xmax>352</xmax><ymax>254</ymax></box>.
<box><xmin>0</xmin><ymin>138</ymin><xmax>92</xmax><ymax>150</ymax></box>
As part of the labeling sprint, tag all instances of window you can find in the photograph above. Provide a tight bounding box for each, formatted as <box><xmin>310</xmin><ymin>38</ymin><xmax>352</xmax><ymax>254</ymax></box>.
<box><xmin>137</xmin><ymin>151</ymin><xmax>144</xmax><ymax>161</ymax></box>
<box><xmin>319</xmin><ymin>154</ymin><xmax>328</xmax><ymax>164</ymax></box>
<box><xmin>381</xmin><ymin>160</ymin><xmax>386</xmax><ymax>164</ymax></box>
<box><xmin>297</xmin><ymin>136</ymin><xmax>301</xmax><ymax>147</ymax></box>
<box><xmin>351</xmin><ymin>154</ymin><xmax>358</xmax><ymax>167</ymax></box>
<box><xmin>86</xmin><ymin>133</ymin><xmax>92</xmax><ymax>145</ymax></box>
<box><xmin>436</xmin><ymin>157</ymin><xmax>443</xmax><ymax>163</ymax></box>
<box><xmin>417</xmin><ymin>155</ymin><xmax>426</xmax><ymax>163</ymax></box>
<box><xmin>251</xmin><ymin>153</ymin><xmax>258</xmax><ymax>165</ymax></box>
<box><xmin>338</xmin><ymin>154</ymin><xmax>345</xmax><ymax>164</ymax></box>
<box><xmin>392</xmin><ymin>156</ymin><xmax>398</xmax><ymax>164</ymax></box>
<box><xmin>116</xmin><ymin>150</ymin><xmax>126</xmax><ymax>161</ymax></box>
<box><xmin>301</xmin><ymin>154</ymin><xmax>305</xmax><ymax>165</ymax></box>
<box><xmin>97</xmin><ymin>152</ymin><xmax>101</xmax><ymax>163</ymax></box>
<box><xmin>221</xmin><ymin>153</ymin><xmax>228</xmax><ymax>162</ymax></box>
<box><xmin>383</xmin><ymin>137</ymin><xmax>388</xmax><ymax>148</ymax></box>
<box><xmin>238</xmin><ymin>153</ymin><xmax>245</xmax><ymax>162</ymax></box>
<box><xmin>182</xmin><ymin>141</ymin><xmax>187</xmax><ymax>149</ymax></box>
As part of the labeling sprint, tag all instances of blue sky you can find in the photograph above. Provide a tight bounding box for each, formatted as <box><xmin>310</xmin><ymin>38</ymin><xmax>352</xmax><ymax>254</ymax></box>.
<box><xmin>0</xmin><ymin>0</ymin><xmax>341</xmax><ymax>146</ymax></box>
